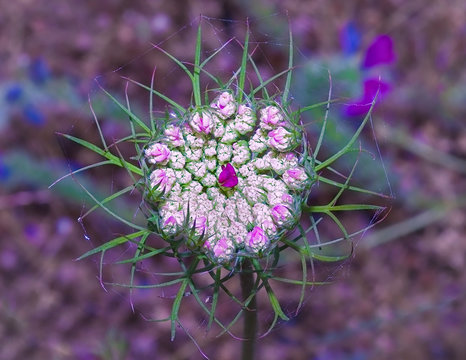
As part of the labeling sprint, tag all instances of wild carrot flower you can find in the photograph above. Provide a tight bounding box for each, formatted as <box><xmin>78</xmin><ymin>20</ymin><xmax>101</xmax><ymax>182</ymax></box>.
<box><xmin>66</xmin><ymin>20</ymin><xmax>388</xmax><ymax>348</ymax></box>
<box><xmin>144</xmin><ymin>91</ymin><xmax>313</xmax><ymax>263</ymax></box>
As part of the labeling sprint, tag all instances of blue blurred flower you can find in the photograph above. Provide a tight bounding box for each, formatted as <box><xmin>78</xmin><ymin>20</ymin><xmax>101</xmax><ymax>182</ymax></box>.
<box><xmin>29</xmin><ymin>57</ymin><xmax>50</xmax><ymax>85</ymax></box>
<box><xmin>340</xmin><ymin>21</ymin><xmax>361</xmax><ymax>55</ymax></box>
<box><xmin>362</xmin><ymin>35</ymin><xmax>396</xmax><ymax>68</ymax></box>
<box><xmin>5</xmin><ymin>84</ymin><xmax>23</xmax><ymax>104</ymax></box>
<box><xmin>22</xmin><ymin>104</ymin><xmax>45</xmax><ymax>125</ymax></box>
<box><xmin>0</xmin><ymin>157</ymin><xmax>10</xmax><ymax>181</ymax></box>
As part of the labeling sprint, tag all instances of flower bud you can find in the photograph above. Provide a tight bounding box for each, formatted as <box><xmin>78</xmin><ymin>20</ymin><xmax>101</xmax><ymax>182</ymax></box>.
<box><xmin>162</xmin><ymin>215</ymin><xmax>179</xmax><ymax>235</ymax></box>
<box><xmin>259</xmin><ymin>106</ymin><xmax>285</xmax><ymax>130</ymax></box>
<box><xmin>211</xmin><ymin>92</ymin><xmax>236</xmax><ymax>119</ymax></box>
<box><xmin>283</xmin><ymin>167</ymin><xmax>309</xmax><ymax>191</ymax></box>
<box><xmin>268</xmin><ymin>127</ymin><xmax>294</xmax><ymax>152</ymax></box>
<box><xmin>271</xmin><ymin>204</ymin><xmax>293</xmax><ymax>227</ymax></box>
<box><xmin>145</xmin><ymin>143</ymin><xmax>171</xmax><ymax>165</ymax></box>
<box><xmin>245</xmin><ymin>226</ymin><xmax>269</xmax><ymax>253</ymax></box>
<box><xmin>164</xmin><ymin>125</ymin><xmax>184</xmax><ymax>147</ymax></box>
<box><xmin>210</xmin><ymin>237</ymin><xmax>234</xmax><ymax>263</ymax></box>
<box><xmin>190</xmin><ymin>111</ymin><xmax>214</xmax><ymax>134</ymax></box>
<box><xmin>218</xmin><ymin>163</ymin><xmax>238</xmax><ymax>188</ymax></box>
<box><xmin>150</xmin><ymin>168</ymin><xmax>175</xmax><ymax>193</ymax></box>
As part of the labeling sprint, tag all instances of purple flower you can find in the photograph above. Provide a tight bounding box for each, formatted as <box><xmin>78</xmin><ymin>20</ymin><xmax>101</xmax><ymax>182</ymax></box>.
<box><xmin>362</xmin><ymin>35</ymin><xmax>396</xmax><ymax>69</ymax></box>
<box><xmin>344</xmin><ymin>78</ymin><xmax>391</xmax><ymax>117</ymax></box>
<box><xmin>218</xmin><ymin>163</ymin><xmax>238</xmax><ymax>188</ymax></box>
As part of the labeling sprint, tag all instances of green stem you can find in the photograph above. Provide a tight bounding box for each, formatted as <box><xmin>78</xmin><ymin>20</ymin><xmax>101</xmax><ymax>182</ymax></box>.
<box><xmin>240</xmin><ymin>260</ymin><xmax>257</xmax><ymax>360</ymax></box>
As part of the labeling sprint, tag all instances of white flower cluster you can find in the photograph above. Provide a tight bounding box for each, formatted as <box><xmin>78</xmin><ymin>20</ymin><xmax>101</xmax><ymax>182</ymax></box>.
<box><xmin>144</xmin><ymin>91</ymin><xmax>312</xmax><ymax>264</ymax></box>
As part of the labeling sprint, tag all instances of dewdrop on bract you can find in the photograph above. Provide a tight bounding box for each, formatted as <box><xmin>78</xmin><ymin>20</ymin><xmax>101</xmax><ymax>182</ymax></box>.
<box><xmin>143</xmin><ymin>93</ymin><xmax>313</xmax><ymax>265</ymax></box>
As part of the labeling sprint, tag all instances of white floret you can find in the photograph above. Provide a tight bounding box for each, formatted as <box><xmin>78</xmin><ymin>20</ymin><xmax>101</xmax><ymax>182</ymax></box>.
<box><xmin>217</xmin><ymin>143</ymin><xmax>232</xmax><ymax>163</ymax></box>
<box><xmin>169</xmin><ymin>151</ymin><xmax>186</xmax><ymax>170</ymax></box>
<box><xmin>174</xmin><ymin>169</ymin><xmax>192</xmax><ymax>185</ymax></box>
<box><xmin>248</xmin><ymin>129</ymin><xmax>268</xmax><ymax>153</ymax></box>
<box><xmin>204</xmin><ymin>140</ymin><xmax>217</xmax><ymax>157</ymax></box>
<box><xmin>231</xmin><ymin>142</ymin><xmax>250</xmax><ymax>166</ymax></box>
<box><xmin>185</xmin><ymin>133</ymin><xmax>205</xmax><ymax>149</ymax></box>
<box><xmin>185</xmin><ymin>181</ymin><xmax>203</xmax><ymax>194</ymax></box>
<box><xmin>204</xmin><ymin>157</ymin><xmax>217</xmax><ymax>172</ymax></box>
<box><xmin>186</xmin><ymin>162</ymin><xmax>207</xmax><ymax>179</ymax></box>
<box><xmin>184</xmin><ymin>147</ymin><xmax>203</xmax><ymax>162</ymax></box>
<box><xmin>212</xmin><ymin>117</ymin><xmax>225</xmax><ymax>138</ymax></box>
<box><xmin>238</xmin><ymin>163</ymin><xmax>254</xmax><ymax>178</ymax></box>
<box><xmin>234</xmin><ymin>121</ymin><xmax>254</xmax><ymax>135</ymax></box>
<box><xmin>220</xmin><ymin>123</ymin><xmax>239</xmax><ymax>144</ymax></box>
<box><xmin>200</xmin><ymin>173</ymin><xmax>217</xmax><ymax>187</ymax></box>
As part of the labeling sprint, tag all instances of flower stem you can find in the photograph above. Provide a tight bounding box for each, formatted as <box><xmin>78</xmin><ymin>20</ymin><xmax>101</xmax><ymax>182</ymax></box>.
<box><xmin>240</xmin><ymin>259</ymin><xmax>257</xmax><ymax>360</ymax></box>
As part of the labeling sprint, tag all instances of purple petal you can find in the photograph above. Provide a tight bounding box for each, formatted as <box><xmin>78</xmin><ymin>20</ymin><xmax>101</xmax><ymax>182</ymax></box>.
<box><xmin>362</xmin><ymin>35</ymin><xmax>396</xmax><ymax>68</ymax></box>
<box><xmin>222</xmin><ymin>176</ymin><xmax>238</xmax><ymax>188</ymax></box>
<box><xmin>362</xmin><ymin>78</ymin><xmax>391</xmax><ymax>101</ymax></box>
<box><xmin>343</xmin><ymin>78</ymin><xmax>391</xmax><ymax>117</ymax></box>
<box><xmin>218</xmin><ymin>163</ymin><xmax>238</xmax><ymax>188</ymax></box>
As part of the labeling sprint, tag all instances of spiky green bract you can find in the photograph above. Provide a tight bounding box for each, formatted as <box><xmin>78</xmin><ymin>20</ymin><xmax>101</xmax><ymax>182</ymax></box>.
<box><xmin>62</xmin><ymin>19</ymin><xmax>390</xmax><ymax>341</ymax></box>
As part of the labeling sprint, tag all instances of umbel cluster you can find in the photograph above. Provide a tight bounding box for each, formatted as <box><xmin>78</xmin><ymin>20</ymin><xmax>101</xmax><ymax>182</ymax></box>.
<box><xmin>144</xmin><ymin>91</ymin><xmax>312</xmax><ymax>264</ymax></box>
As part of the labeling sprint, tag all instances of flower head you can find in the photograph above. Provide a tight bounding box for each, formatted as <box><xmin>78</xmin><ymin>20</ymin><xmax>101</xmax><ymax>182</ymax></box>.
<box><xmin>211</xmin><ymin>237</ymin><xmax>235</xmax><ymax>263</ymax></box>
<box><xmin>142</xmin><ymin>94</ymin><xmax>313</xmax><ymax>264</ymax></box>
<box><xmin>283</xmin><ymin>167</ymin><xmax>309</xmax><ymax>191</ymax></box>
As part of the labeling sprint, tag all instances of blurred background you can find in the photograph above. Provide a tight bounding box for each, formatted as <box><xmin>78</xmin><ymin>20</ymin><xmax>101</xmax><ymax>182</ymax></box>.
<box><xmin>1</xmin><ymin>1</ymin><xmax>465</xmax><ymax>359</ymax></box>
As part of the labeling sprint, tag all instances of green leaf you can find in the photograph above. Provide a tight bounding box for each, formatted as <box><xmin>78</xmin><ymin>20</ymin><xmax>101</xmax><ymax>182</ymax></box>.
<box><xmin>282</xmin><ymin>23</ymin><xmax>293</xmax><ymax>104</ymax></box>
<box><xmin>237</xmin><ymin>22</ymin><xmax>250</xmax><ymax>103</ymax></box>
<box><xmin>304</xmin><ymin>204</ymin><xmax>385</xmax><ymax>212</ymax></box>
<box><xmin>98</xmin><ymin>85</ymin><xmax>151</xmax><ymax>134</ymax></box>
<box><xmin>122</xmin><ymin>77</ymin><xmax>186</xmax><ymax>115</ymax></box>
<box><xmin>171</xmin><ymin>280</ymin><xmax>189</xmax><ymax>341</ymax></box>
<box><xmin>61</xmin><ymin>134</ymin><xmax>143</xmax><ymax>176</ymax></box>
<box><xmin>252</xmin><ymin>260</ymin><xmax>289</xmax><ymax>321</ymax></box>
<box><xmin>315</xmin><ymin>92</ymin><xmax>378</xmax><ymax>172</ymax></box>
<box><xmin>77</xmin><ymin>230</ymin><xmax>147</xmax><ymax>260</ymax></box>
<box><xmin>193</xmin><ymin>22</ymin><xmax>202</xmax><ymax>107</ymax></box>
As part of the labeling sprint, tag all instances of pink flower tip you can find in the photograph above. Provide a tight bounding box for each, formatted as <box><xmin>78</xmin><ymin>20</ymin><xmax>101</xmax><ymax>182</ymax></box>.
<box><xmin>218</xmin><ymin>163</ymin><xmax>238</xmax><ymax>188</ymax></box>
<box><xmin>246</xmin><ymin>226</ymin><xmax>269</xmax><ymax>252</ymax></box>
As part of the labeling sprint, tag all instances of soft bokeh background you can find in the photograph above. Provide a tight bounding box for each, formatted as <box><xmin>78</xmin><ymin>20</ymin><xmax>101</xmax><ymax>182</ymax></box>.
<box><xmin>1</xmin><ymin>1</ymin><xmax>465</xmax><ymax>359</ymax></box>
